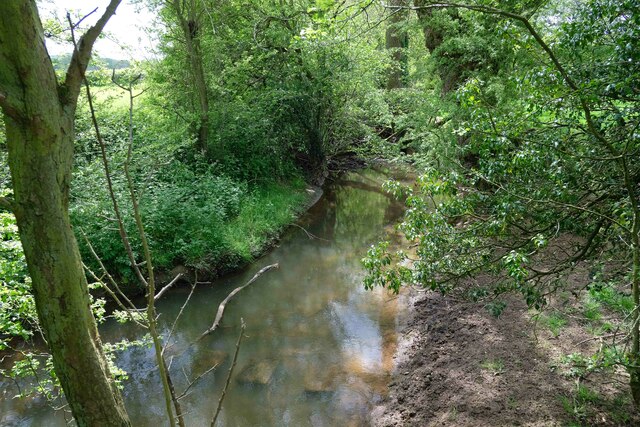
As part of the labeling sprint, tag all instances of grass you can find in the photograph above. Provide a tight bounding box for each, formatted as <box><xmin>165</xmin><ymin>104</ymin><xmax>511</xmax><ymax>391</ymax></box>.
<box><xmin>577</xmin><ymin>281</ymin><xmax>633</xmax><ymax>337</ymax></box>
<box><xmin>540</xmin><ymin>312</ymin><xmax>568</xmax><ymax>337</ymax></box>
<box><xmin>588</xmin><ymin>281</ymin><xmax>634</xmax><ymax>315</ymax></box>
<box><xmin>506</xmin><ymin>396</ymin><xmax>518</xmax><ymax>409</ymax></box>
<box><xmin>480</xmin><ymin>359</ymin><xmax>505</xmax><ymax>375</ymax></box>
<box><xmin>559</xmin><ymin>384</ymin><xmax>599</xmax><ymax>422</ymax></box>
<box><xmin>581</xmin><ymin>298</ymin><xmax>602</xmax><ymax>322</ymax></box>
<box><xmin>224</xmin><ymin>179</ymin><xmax>307</xmax><ymax>262</ymax></box>
<box><xmin>447</xmin><ymin>406</ymin><xmax>458</xmax><ymax>421</ymax></box>
<box><xmin>73</xmin><ymin>166</ymin><xmax>309</xmax><ymax>286</ymax></box>
<box><xmin>585</xmin><ymin>321</ymin><xmax>615</xmax><ymax>336</ymax></box>
<box><xmin>83</xmin><ymin>84</ymin><xmax>149</xmax><ymax>111</ymax></box>
<box><xmin>559</xmin><ymin>384</ymin><xmax>633</xmax><ymax>425</ymax></box>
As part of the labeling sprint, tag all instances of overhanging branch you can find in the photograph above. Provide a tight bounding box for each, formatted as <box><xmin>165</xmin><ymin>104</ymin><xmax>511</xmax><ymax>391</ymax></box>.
<box><xmin>60</xmin><ymin>0</ymin><xmax>122</xmax><ymax>106</ymax></box>
<box><xmin>394</xmin><ymin>2</ymin><xmax>577</xmax><ymax>87</ymax></box>
<box><xmin>398</xmin><ymin>2</ymin><xmax>620</xmax><ymax>155</ymax></box>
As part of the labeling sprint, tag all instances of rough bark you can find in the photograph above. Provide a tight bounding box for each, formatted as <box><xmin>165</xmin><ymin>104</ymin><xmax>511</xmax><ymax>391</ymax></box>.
<box><xmin>0</xmin><ymin>2</ymin><xmax>130</xmax><ymax>425</ymax></box>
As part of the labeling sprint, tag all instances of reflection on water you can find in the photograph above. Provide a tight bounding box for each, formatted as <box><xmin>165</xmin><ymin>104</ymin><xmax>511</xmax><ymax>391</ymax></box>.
<box><xmin>0</xmin><ymin>167</ymin><xmax>413</xmax><ymax>426</ymax></box>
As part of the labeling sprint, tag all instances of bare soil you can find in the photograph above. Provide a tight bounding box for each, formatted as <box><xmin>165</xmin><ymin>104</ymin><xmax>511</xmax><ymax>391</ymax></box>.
<box><xmin>372</xmin><ymin>288</ymin><xmax>640</xmax><ymax>426</ymax></box>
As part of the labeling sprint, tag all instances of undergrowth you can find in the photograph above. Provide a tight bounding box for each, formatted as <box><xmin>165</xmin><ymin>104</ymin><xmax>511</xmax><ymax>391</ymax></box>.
<box><xmin>71</xmin><ymin>161</ymin><xmax>308</xmax><ymax>288</ymax></box>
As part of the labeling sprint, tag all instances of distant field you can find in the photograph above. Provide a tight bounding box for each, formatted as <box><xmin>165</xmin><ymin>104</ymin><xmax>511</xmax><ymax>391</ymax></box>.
<box><xmin>80</xmin><ymin>84</ymin><xmax>148</xmax><ymax>111</ymax></box>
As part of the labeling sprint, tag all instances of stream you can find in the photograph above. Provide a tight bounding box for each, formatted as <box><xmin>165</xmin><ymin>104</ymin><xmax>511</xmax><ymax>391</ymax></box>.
<box><xmin>1</xmin><ymin>167</ymin><xmax>413</xmax><ymax>426</ymax></box>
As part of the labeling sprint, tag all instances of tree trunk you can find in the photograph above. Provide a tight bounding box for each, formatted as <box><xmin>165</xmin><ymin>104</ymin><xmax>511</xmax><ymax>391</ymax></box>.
<box><xmin>172</xmin><ymin>0</ymin><xmax>210</xmax><ymax>154</ymax></box>
<box><xmin>187</xmin><ymin>26</ymin><xmax>210</xmax><ymax>153</ymax></box>
<box><xmin>6</xmin><ymin>123</ymin><xmax>131</xmax><ymax>427</ymax></box>
<box><xmin>412</xmin><ymin>0</ymin><xmax>463</xmax><ymax>94</ymax></box>
<box><xmin>0</xmin><ymin>2</ymin><xmax>130</xmax><ymax>425</ymax></box>
<box><xmin>630</xmin><ymin>246</ymin><xmax>640</xmax><ymax>404</ymax></box>
<box><xmin>628</xmin><ymin>187</ymin><xmax>640</xmax><ymax>405</ymax></box>
<box><xmin>386</xmin><ymin>0</ymin><xmax>408</xmax><ymax>90</ymax></box>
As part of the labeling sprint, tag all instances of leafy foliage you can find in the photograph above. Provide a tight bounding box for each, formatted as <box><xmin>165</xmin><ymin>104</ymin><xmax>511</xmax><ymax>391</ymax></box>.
<box><xmin>0</xmin><ymin>211</ymin><xmax>36</xmax><ymax>349</ymax></box>
<box><xmin>365</xmin><ymin>0</ymin><xmax>640</xmax><ymax>306</ymax></box>
<box><xmin>363</xmin><ymin>0</ymin><xmax>640</xmax><ymax>404</ymax></box>
<box><xmin>151</xmin><ymin>0</ymin><xmax>388</xmax><ymax>178</ymax></box>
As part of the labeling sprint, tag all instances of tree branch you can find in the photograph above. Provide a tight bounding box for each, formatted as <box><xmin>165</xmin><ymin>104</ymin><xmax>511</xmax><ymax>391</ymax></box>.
<box><xmin>177</xmin><ymin>360</ymin><xmax>218</xmax><ymax>401</ymax></box>
<box><xmin>211</xmin><ymin>320</ymin><xmax>245</xmax><ymax>427</ymax></box>
<box><xmin>199</xmin><ymin>264</ymin><xmax>278</xmax><ymax>340</ymax></box>
<box><xmin>68</xmin><ymin>19</ymin><xmax>148</xmax><ymax>286</ymax></box>
<box><xmin>162</xmin><ymin>279</ymin><xmax>197</xmax><ymax>355</ymax></box>
<box><xmin>155</xmin><ymin>273</ymin><xmax>185</xmax><ymax>302</ymax></box>
<box><xmin>403</xmin><ymin>2</ymin><xmax>620</xmax><ymax>156</ymax></box>
<box><xmin>60</xmin><ymin>0</ymin><xmax>122</xmax><ymax>106</ymax></box>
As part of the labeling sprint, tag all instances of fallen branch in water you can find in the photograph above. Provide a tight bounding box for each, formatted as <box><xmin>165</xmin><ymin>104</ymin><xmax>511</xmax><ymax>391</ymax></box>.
<box><xmin>177</xmin><ymin>361</ymin><xmax>219</xmax><ymax>401</ymax></box>
<box><xmin>155</xmin><ymin>273</ymin><xmax>185</xmax><ymax>302</ymax></box>
<box><xmin>199</xmin><ymin>263</ymin><xmax>278</xmax><ymax>340</ymax></box>
<box><xmin>211</xmin><ymin>319</ymin><xmax>245</xmax><ymax>426</ymax></box>
<box><xmin>288</xmin><ymin>223</ymin><xmax>331</xmax><ymax>242</ymax></box>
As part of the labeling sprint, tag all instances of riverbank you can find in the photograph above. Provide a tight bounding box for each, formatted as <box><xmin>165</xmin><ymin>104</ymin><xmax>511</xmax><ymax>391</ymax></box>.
<box><xmin>154</xmin><ymin>180</ymin><xmax>324</xmax><ymax>288</ymax></box>
<box><xmin>1</xmin><ymin>166</ymin><xmax>413</xmax><ymax>425</ymax></box>
<box><xmin>373</xmin><ymin>287</ymin><xmax>640</xmax><ymax>426</ymax></box>
<box><xmin>151</xmin><ymin>159</ymin><xmax>390</xmax><ymax>292</ymax></box>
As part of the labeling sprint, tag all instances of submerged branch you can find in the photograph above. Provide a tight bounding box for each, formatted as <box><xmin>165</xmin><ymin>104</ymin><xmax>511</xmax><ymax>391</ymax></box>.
<box><xmin>199</xmin><ymin>264</ymin><xmax>278</xmax><ymax>340</ymax></box>
<box><xmin>155</xmin><ymin>273</ymin><xmax>185</xmax><ymax>302</ymax></box>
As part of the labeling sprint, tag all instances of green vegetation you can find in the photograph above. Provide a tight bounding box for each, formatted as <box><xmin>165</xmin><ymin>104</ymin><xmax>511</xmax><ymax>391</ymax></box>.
<box><xmin>480</xmin><ymin>358</ymin><xmax>505</xmax><ymax>375</ymax></box>
<box><xmin>539</xmin><ymin>312</ymin><xmax>568</xmax><ymax>338</ymax></box>
<box><xmin>361</xmin><ymin>0</ymin><xmax>640</xmax><ymax>413</ymax></box>
<box><xmin>1</xmin><ymin>0</ymin><xmax>390</xmax><ymax>423</ymax></box>
<box><xmin>560</xmin><ymin>384</ymin><xmax>600</xmax><ymax>422</ymax></box>
<box><xmin>1</xmin><ymin>0</ymin><xmax>639</xmax><ymax>423</ymax></box>
<box><xmin>560</xmin><ymin>383</ymin><xmax>633</xmax><ymax>425</ymax></box>
<box><xmin>0</xmin><ymin>211</ymin><xmax>35</xmax><ymax>348</ymax></box>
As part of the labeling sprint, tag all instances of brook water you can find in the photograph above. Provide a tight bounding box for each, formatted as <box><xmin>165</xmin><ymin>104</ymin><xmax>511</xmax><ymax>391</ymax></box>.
<box><xmin>1</xmin><ymin>167</ymin><xmax>412</xmax><ymax>426</ymax></box>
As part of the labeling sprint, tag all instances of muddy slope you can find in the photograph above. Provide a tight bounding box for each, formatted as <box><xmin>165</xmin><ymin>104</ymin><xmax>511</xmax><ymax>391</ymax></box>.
<box><xmin>372</xmin><ymin>291</ymin><xmax>638</xmax><ymax>426</ymax></box>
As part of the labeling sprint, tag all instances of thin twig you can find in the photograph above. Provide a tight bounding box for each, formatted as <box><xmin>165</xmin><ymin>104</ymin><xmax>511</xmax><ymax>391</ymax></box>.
<box><xmin>211</xmin><ymin>320</ymin><xmax>245</xmax><ymax>427</ymax></box>
<box><xmin>68</xmin><ymin>12</ymin><xmax>148</xmax><ymax>287</ymax></box>
<box><xmin>574</xmin><ymin>333</ymin><xmax>622</xmax><ymax>347</ymax></box>
<box><xmin>163</xmin><ymin>280</ymin><xmax>197</xmax><ymax>355</ymax></box>
<box><xmin>69</xmin><ymin>21</ymin><xmax>177</xmax><ymax>423</ymax></box>
<box><xmin>81</xmin><ymin>231</ymin><xmax>139</xmax><ymax>311</ymax></box>
<box><xmin>288</xmin><ymin>223</ymin><xmax>331</xmax><ymax>242</ymax></box>
<box><xmin>177</xmin><ymin>362</ymin><xmax>219</xmax><ymax>401</ymax></box>
<box><xmin>69</xmin><ymin>8</ymin><xmax>98</xmax><ymax>30</ymax></box>
<box><xmin>83</xmin><ymin>262</ymin><xmax>148</xmax><ymax>329</ymax></box>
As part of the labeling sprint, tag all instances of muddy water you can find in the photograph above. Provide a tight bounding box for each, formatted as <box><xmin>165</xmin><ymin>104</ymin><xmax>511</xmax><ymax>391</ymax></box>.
<box><xmin>1</xmin><ymin>167</ymin><xmax>412</xmax><ymax>426</ymax></box>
